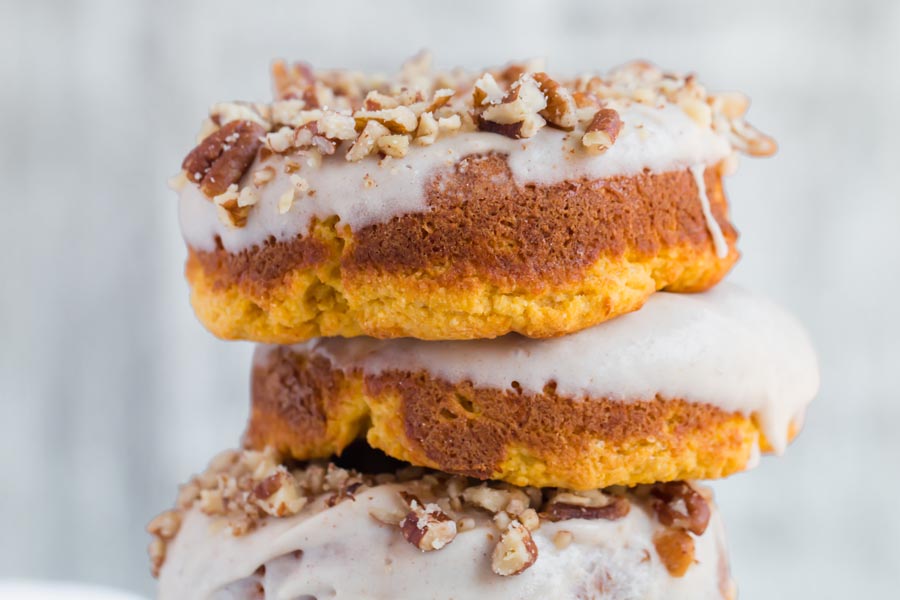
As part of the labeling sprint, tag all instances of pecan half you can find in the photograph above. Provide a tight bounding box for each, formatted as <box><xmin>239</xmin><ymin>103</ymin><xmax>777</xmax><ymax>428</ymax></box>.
<box><xmin>182</xmin><ymin>120</ymin><xmax>266</xmax><ymax>197</ymax></box>
<box><xmin>649</xmin><ymin>482</ymin><xmax>710</xmax><ymax>536</ymax></box>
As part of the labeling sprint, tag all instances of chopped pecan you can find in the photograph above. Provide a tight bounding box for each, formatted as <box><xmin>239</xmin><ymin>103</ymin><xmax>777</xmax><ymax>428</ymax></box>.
<box><xmin>476</xmin><ymin>118</ymin><xmax>524</xmax><ymax>139</ymax></box>
<box><xmin>148</xmin><ymin>538</ymin><xmax>166</xmax><ymax>578</ymax></box>
<box><xmin>250</xmin><ymin>467</ymin><xmax>307</xmax><ymax>517</ymax></box>
<box><xmin>271</xmin><ymin>60</ymin><xmax>315</xmax><ymax>101</ymax></box>
<box><xmin>477</xmin><ymin>74</ymin><xmax>547</xmax><ymax>139</ymax></box>
<box><xmin>462</xmin><ymin>484</ymin><xmax>515</xmax><ymax>513</ymax></box>
<box><xmin>543</xmin><ymin>495</ymin><xmax>630</xmax><ymax>522</ymax></box>
<box><xmin>182</xmin><ymin>120</ymin><xmax>266</xmax><ymax>197</ymax></box>
<box><xmin>678</xmin><ymin>96</ymin><xmax>712</xmax><ymax>128</ymax></box>
<box><xmin>346</xmin><ymin>120</ymin><xmax>391</xmax><ymax>162</ymax></box>
<box><xmin>277</xmin><ymin>188</ymin><xmax>295</xmax><ymax>215</ymax></box>
<box><xmin>317</xmin><ymin>113</ymin><xmax>357</xmax><ymax>140</ymax></box>
<box><xmin>653</xmin><ymin>529</ymin><xmax>695</xmax><ymax>577</ymax></box>
<box><xmin>364</xmin><ymin>91</ymin><xmax>400</xmax><ymax>110</ymax></box>
<box><xmin>572</xmin><ymin>91</ymin><xmax>601</xmax><ymax>109</ymax></box>
<box><xmin>650</xmin><ymin>482</ymin><xmax>710</xmax><ymax>536</ymax></box>
<box><xmin>147</xmin><ymin>510</ymin><xmax>181</xmax><ymax>540</ymax></box>
<box><xmin>424</xmin><ymin>88</ymin><xmax>455</xmax><ymax>113</ymax></box>
<box><xmin>212</xmin><ymin>184</ymin><xmax>250</xmax><ymax>228</ymax></box>
<box><xmin>472</xmin><ymin>72</ymin><xmax>504</xmax><ymax>107</ymax></box>
<box><xmin>581</xmin><ymin>108</ymin><xmax>623</xmax><ymax>153</ymax></box>
<box><xmin>209</xmin><ymin>102</ymin><xmax>269</xmax><ymax>128</ymax></box>
<box><xmin>415</xmin><ymin>111</ymin><xmax>439</xmax><ymax>145</ymax></box>
<box><xmin>728</xmin><ymin>119</ymin><xmax>778</xmax><ymax>157</ymax></box>
<box><xmin>399</xmin><ymin>492</ymin><xmax>457</xmax><ymax>551</ymax></box>
<box><xmin>376</xmin><ymin>134</ymin><xmax>410</xmax><ymax>158</ymax></box>
<box><xmin>552</xmin><ymin>530</ymin><xmax>573</xmax><ymax>550</ymax></box>
<box><xmin>354</xmin><ymin>106</ymin><xmax>418</xmax><ymax>134</ymax></box>
<box><xmin>492</xmin><ymin>520</ymin><xmax>538</xmax><ymax>576</ymax></box>
<box><xmin>533</xmin><ymin>72</ymin><xmax>577</xmax><ymax>130</ymax></box>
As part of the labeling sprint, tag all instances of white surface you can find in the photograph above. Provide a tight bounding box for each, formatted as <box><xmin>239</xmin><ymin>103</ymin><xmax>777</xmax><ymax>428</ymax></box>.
<box><xmin>1</xmin><ymin>0</ymin><xmax>898</xmax><ymax>598</ymax></box>
<box><xmin>275</xmin><ymin>283</ymin><xmax>819</xmax><ymax>454</ymax></box>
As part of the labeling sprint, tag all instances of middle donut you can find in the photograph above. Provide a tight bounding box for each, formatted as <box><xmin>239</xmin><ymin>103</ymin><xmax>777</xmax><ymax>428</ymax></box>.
<box><xmin>245</xmin><ymin>283</ymin><xmax>819</xmax><ymax>490</ymax></box>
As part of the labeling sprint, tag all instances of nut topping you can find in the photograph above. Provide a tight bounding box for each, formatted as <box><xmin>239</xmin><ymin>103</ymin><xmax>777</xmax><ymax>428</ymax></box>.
<box><xmin>582</xmin><ymin>108</ymin><xmax>623</xmax><ymax>153</ymax></box>
<box><xmin>477</xmin><ymin>74</ymin><xmax>547</xmax><ymax>139</ymax></box>
<box><xmin>649</xmin><ymin>481</ymin><xmax>711</xmax><ymax>536</ymax></box>
<box><xmin>212</xmin><ymin>184</ymin><xmax>251</xmax><ymax>228</ymax></box>
<box><xmin>552</xmin><ymin>530</ymin><xmax>573</xmax><ymax>550</ymax></box>
<box><xmin>533</xmin><ymin>72</ymin><xmax>577</xmax><ymax>130</ymax></box>
<box><xmin>653</xmin><ymin>529</ymin><xmax>696</xmax><ymax>577</ymax></box>
<box><xmin>250</xmin><ymin>468</ymin><xmax>307</xmax><ymax>517</ymax></box>
<box><xmin>182</xmin><ymin>120</ymin><xmax>266</xmax><ymax>197</ymax></box>
<box><xmin>354</xmin><ymin>106</ymin><xmax>418</xmax><ymax>134</ymax></box>
<box><xmin>399</xmin><ymin>492</ymin><xmax>457</xmax><ymax>551</ymax></box>
<box><xmin>179</xmin><ymin>56</ymin><xmax>774</xmax><ymax>237</ymax></box>
<box><xmin>346</xmin><ymin>120</ymin><xmax>391</xmax><ymax>162</ymax></box>
<box><xmin>491</xmin><ymin>520</ymin><xmax>538</xmax><ymax>576</ymax></box>
<box><xmin>542</xmin><ymin>493</ymin><xmax>630</xmax><ymax>522</ymax></box>
<box><xmin>149</xmin><ymin>447</ymin><xmax>718</xmax><ymax>582</ymax></box>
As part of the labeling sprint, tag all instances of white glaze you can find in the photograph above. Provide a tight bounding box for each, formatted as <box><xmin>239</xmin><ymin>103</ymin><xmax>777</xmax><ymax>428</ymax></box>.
<box><xmin>159</xmin><ymin>484</ymin><xmax>729</xmax><ymax>600</ymax></box>
<box><xmin>691</xmin><ymin>163</ymin><xmax>729</xmax><ymax>258</ymax></box>
<box><xmin>179</xmin><ymin>103</ymin><xmax>732</xmax><ymax>253</ymax></box>
<box><xmin>264</xmin><ymin>283</ymin><xmax>818</xmax><ymax>454</ymax></box>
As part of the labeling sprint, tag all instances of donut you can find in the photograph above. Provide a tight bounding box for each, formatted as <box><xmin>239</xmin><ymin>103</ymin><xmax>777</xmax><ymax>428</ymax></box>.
<box><xmin>150</xmin><ymin>446</ymin><xmax>735</xmax><ymax>599</ymax></box>
<box><xmin>244</xmin><ymin>283</ymin><xmax>819</xmax><ymax>489</ymax></box>
<box><xmin>174</xmin><ymin>55</ymin><xmax>776</xmax><ymax>342</ymax></box>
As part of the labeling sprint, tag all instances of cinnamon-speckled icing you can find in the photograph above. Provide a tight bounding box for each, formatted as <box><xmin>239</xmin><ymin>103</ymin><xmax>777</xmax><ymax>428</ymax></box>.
<box><xmin>159</xmin><ymin>483</ymin><xmax>730</xmax><ymax>600</ymax></box>
<box><xmin>263</xmin><ymin>283</ymin><xmax>818</xmax><ymax>454</ymax></box>
<box><xmin>178</xmin><ymin>103</ymin><xmax>731</xmax><ymax>253</ymax></box>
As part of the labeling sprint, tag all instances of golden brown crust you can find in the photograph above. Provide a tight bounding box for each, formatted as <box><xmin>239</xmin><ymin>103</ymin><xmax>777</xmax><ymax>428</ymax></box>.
<box><xmin>243</xmin><ymin>346</ymin><xmax>787</xmax><ymax>490</ymax></box>
<box><xmin>187</xmin><ymin>159</ymin><xmax>737</xmax><ymax>342</ymax></box>
<box><xmin>347</xmin><ymin>155</ymin><xmax>734</xmax><ymax>286</ymax></box>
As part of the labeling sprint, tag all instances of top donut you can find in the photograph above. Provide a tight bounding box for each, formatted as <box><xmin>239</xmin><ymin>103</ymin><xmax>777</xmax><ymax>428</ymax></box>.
<box><xmin>174</xmin><ymin>53</ymin><xmax>775</xmax><ymax>342</ymax></box>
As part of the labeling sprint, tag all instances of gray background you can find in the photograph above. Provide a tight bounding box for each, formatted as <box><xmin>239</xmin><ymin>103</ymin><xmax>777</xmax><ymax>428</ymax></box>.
<box><xmin>1</xmin><ymin>0</ymin><xmax>899</xmax><ymax>597</ymax></box>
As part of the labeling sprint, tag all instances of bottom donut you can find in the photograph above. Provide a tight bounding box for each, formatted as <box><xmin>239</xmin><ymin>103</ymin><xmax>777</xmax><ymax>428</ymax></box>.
<box><xmin>149</xmin><ymin>445</ymin><xmax>735</xmax><ymax>600</ymax></box>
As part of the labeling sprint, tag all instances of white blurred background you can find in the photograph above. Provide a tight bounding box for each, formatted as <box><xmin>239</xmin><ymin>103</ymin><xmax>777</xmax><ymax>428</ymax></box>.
<box><xmin>1</xmin><ymin>0</ymin><xmax>898</xmax><ymax>597</ymax></box>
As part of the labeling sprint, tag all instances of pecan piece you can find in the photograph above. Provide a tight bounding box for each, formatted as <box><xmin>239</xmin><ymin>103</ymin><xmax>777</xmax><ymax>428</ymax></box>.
<box><xmin>476</xmin><ymin>118</ymin><xmax>524</xmax><ymax>138</ymax></box>
<box><xmin>271</xmin><ymin>60</ymin><xmax>315</xmax><ymax>101</ymax></box>
<box><xmin>353</xmin><ymin>106</ymin><xmax>418</xmax><ymax>134</ymax></box>
<box><xmin>492</xmin><ymin>520</ymin><xmax>538</xmax><ymax>576</ymax></box>
<box><xmin>398</xmin><ymin>492</ymin><xmax>457</xmax><ymax>551</ymax></box>
<box><xmin>542</xmin><ymin>495</ymin><xmax>630</xmax><ymax>522</ymax></box>
<box><xmin>533</xmin><ymin>72</ymin><xmax>577</xmax><ymax>130</ymax></box>
<box><xmin>182</xmin><ymin>120</ymin><xmax>266</xmax><ymax>197</ymax></box>
<box><xmin>477</xmin><ymin>74</ymin><xmax>547</xmax><ymax>139</ymax></box>
<box><xmin>582</xmin><ymin>108</ymin><xmax>623</xmax><ymax>153</ymax></box>
<box><xmin>649</xmin><ymin>482</ymin><xmax>710</xmax><ymax>536</ymax></box>
<box><xmin>653</xmin><ymin>529</ymin><xmax>695</xmax><ymax>577</ymax></box>
<box><xmin>250</xmin><ymin>467</ymin><xmax>307</xmax><ymax>517</ymax></box>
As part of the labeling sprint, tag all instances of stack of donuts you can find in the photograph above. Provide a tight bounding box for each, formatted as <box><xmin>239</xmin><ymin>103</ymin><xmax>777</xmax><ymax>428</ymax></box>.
<box><xmin>150</xmin><ymin>54</ymin><xmax>819</xmax><ymax>599</ymax></box>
